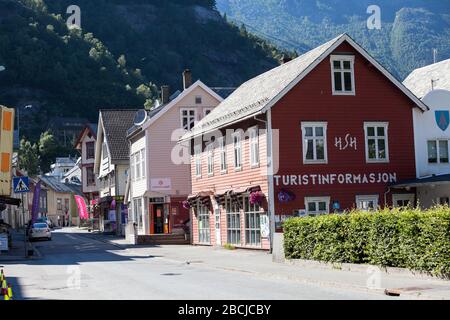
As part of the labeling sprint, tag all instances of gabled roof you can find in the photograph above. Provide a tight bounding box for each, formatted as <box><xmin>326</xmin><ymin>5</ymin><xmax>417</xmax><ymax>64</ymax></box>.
<box><xmin>99</xmin><ymin>109</ymin><xmax>138</xmax><ymax>161</ymax></box>
<box><xmin>74</xmin><ymin>123</ymin><xmax>98</xmax><ymax>149</ymax></box>
<box><xmin>181</xmin><ymin>34</ymin><xmax>428</xmax><ymax>140</ymax></box>
<box><xmin>141</xmin><ymin>80</ymin><xmax>223</xmax><ymax>130</ymax></box>
<box><xmin>403</xmin><ymin>58</ymin><xmax>450</xmax><ymax>99</ymax></box>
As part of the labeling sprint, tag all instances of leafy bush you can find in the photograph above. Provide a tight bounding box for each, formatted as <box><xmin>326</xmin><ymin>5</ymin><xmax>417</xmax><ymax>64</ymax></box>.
<box><xmin>283</xmin><ymin>207</ymin><xmax>450</xmax><ymax>277</ymax></box>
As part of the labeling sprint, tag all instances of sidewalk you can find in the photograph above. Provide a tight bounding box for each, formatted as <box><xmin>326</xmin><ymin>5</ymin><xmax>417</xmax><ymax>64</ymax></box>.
<box><xmin>72</xmin><ymin>228</ymin><xmax>450</xmax><ymax>300</ymax></box>
<box><xmin>0</xmin><ymin>230</ymin><xmax>40</xmax><ymax>262</ymax></box>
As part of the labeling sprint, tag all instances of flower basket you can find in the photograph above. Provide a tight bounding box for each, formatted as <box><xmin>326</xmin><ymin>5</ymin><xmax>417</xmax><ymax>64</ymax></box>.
<box><xmin>250</xmin><ymin>191</ymin><xmax>264</xmax><ymax>205</ymax></box>
<box><xmin>182</xmin><ymin>200</ymin><xmax>191</xmax><ymax>210</ymax></box>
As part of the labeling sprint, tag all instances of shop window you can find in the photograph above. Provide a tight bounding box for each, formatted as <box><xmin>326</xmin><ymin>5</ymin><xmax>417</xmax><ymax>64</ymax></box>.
<box><xmin>243</xmin><ymin>196</ymin><xmax>261</xmax><ymax>247</ymax></box>
<box><xmin>197</xmin><ymin>203</ymin><xmax>210</xmax><ymax>244</ymax></box>
<box><xmin>226</xmin><ymin>197</ymin><xmax>241</xmax><ymax>245</ymax></box>
<box><xmin>331</xmin><ymin>55</ymin><xmax>355</xmax><ymax>95</ymax></box>
<box><xmin>301</xmin><ymin>122</ymin><xmax>328</xmax><ymax>164</ymax></box>
<box><xmin>364</xmin><ymin>122</ymin><xmax>389</xmax><ymax>163</ymax></box>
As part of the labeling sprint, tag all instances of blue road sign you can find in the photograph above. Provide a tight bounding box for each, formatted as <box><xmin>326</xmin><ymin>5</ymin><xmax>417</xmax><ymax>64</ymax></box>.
<box><xmin>13</xmin><ymin>176</ymin><xmax>30</xmax><ymax>193</ymax></box>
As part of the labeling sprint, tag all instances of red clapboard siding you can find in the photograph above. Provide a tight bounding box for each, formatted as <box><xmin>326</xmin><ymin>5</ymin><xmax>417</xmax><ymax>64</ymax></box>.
<box><xmin>271</xmin><ymin>42</ymin><xmax>417</xmax><ymax>214</ymax></box>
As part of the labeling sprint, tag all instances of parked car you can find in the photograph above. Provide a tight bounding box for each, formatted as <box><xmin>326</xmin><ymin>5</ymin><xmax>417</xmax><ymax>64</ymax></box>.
<box><xmin>36</xmin><ymin>217</ymin><xmax>54</xmax><ymax>229</ymax></box>
<box><xmin>29</xmin><ymin>223</ymin><xmax>52</xmax><ymax>241</ymax></box>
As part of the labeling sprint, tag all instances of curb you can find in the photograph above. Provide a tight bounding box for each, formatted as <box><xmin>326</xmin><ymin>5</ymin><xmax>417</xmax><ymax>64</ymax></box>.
<box><xmin>283</xmin><ymin>259</ymin><xmax>450</xmax><ymax>282</ymax></box>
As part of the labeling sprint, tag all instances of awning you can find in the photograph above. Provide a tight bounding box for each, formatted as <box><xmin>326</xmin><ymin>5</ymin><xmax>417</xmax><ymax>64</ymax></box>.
<box><xmin>97</xmin><ymin>196</ymin><xmax>113</xmax><ymax>205</ymax></box>
<box><xmin>391</xmin><ymin>174</ymin><xmax>450</xmax><ymax>188</ymax></box>
<box><xmin>187</xmin><ymin>191</ymin><xmax>214</xmax><ymax>207</ymax></box>
<box><xmin>214</xmin><ymin>185</ymin><xmax>262</xmax><ymax>207</ymax></box>
<box><xmin>0</xmin><ymin>196</ymin><xmax>21</xmax><ymax>206</ymax></box>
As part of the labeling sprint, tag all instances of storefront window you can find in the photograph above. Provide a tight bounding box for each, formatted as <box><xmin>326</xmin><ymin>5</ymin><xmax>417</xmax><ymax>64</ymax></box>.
<box><xmin>197</xmin><ymin>203</ymin><xmax>210</xmax><ymax>244</ymax></box>
<box><xmin>226</xmin><ymin>197</ymin><xmax>241</xmax><ymax>245</ymax></box>
<box><xmin>243</xmin><ymin>197</ymin><xmax>261</xmax><ymax>247</ymax></box>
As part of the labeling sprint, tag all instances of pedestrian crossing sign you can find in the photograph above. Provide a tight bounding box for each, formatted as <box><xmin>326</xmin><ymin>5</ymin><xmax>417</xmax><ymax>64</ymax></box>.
<box><xmin>13</xmin><ymin>176</ymin><xmax>30</xmax><ymax>193</ymax></box>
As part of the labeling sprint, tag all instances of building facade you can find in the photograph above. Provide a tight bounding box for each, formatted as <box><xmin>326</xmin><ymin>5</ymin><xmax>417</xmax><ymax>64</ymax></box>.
<box><xmin>393</xmin><ymin>59</ymin><xmax>450</xmax><ymax>207</ymax></box>
<box><xmin>94</xmin><ymin>110</ymin><xmax>137</xmax><ymax>235</ymax></box>
<box><xmin>182</xmin><ymin>34</ymin><xmax>428</xmax><ymax>251</ymax></box>
<box><xmin>126</xmin><ymin>71</ymin><xmax>222</xmax><ymax>242</ymax></box>
<box><xmin>74</xmin><ymin>124</ymin><xmax>99</xmax><ymax>218</ymax></box>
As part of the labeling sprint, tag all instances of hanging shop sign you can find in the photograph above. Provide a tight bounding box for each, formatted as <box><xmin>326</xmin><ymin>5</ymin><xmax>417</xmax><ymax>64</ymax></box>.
<box><xmin>274</xmin><ymin>172</ymin><xmax>398</xmax><ymax>187</ymax></box>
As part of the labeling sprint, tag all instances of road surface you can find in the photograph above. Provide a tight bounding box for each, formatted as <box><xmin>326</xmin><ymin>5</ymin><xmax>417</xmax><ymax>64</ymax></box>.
<box><xmin>3</xmin><ymin>229</ymin><xmax>401</xmax><ymax>300</ymax></box>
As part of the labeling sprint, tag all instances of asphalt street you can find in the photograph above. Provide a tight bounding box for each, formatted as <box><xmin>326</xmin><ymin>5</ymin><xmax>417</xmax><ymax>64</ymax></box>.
<box><xmin>2</xmin><ymin>229</ymin><xmax>401</xmax><ymax>300</ymax></box>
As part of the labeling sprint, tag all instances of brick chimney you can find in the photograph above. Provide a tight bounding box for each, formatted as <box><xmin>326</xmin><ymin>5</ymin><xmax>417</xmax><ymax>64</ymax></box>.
<box><xmin>161</xmin><ymin>85</ymin><xmax>170</xmax><ymax>104</ymax></box>
<box><xmin>183</xmin><ymin>69</ymin><xmax>192</xmax><ymax>90</ymax></box>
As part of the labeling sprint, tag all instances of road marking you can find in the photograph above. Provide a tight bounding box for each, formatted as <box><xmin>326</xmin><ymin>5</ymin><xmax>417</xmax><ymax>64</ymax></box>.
<box><xmin>65</xmin><ymin>234</ymin><xmax>78</xmax><ymax>240</ymax></box>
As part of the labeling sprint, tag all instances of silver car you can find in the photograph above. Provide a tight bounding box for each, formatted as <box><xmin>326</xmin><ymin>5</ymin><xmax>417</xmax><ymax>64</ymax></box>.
<box><xmin>29</xmin><ymin>223</ymin><xmax>52</xmax><ymax>241</ymax></box>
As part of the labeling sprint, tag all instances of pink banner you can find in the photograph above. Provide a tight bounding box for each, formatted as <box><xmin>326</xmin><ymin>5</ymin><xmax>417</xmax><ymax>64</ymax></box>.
<box><xmin>75</xmin><ymin>195</ymin><xmax>88</xmax><ymax>220</ymax></box>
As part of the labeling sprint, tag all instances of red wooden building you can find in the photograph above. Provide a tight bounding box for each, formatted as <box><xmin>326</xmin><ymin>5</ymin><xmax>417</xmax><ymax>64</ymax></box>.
<box><xmin>181</xmin><ymin>34</ymin><xmax>428</xmax><ymax>251</ymax></box>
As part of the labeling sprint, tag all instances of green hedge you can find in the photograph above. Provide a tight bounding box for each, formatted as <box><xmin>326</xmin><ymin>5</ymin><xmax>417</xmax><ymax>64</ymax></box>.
<box><xmin>283</xmin><ymin>207</ymin><xmax>450</xmax><ymax>277</ymax></box>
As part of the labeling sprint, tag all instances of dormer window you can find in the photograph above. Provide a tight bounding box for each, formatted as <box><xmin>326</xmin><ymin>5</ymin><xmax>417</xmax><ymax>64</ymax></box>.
<box><xmin>331</xmin><ymin>55</ymin><xmax>355</xmax><ymax>95</ymax></box>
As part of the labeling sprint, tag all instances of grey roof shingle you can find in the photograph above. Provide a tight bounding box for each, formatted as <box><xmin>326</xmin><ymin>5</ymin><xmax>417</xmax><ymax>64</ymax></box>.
<box><xmin>101</xmin><ymin>109</ymin><xmax>139</xmax><ymax>161</ymax></box>
<box><xmin>181</xmin><ymin>34</ymin><xmax>428</xmax><ymax>140</ymax></box>
<box><xmin>182</xmin><ymin>34</ymin><xmax>343</xmax><ymax>139</ymax></box>
<box><xmin>403</xmin><ymin>58</ymin><xmax>450</xmax><ymax>99</ymax></box>
<box><xmin>40</xmin><ymin>176</ymin><xmax>83</xmax><ymax>196</ymax></box>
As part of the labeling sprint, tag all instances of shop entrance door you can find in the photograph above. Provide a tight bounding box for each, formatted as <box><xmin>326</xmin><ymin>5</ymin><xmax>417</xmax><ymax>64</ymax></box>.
<box><xmin>150</xmin><ymin>203</ymin><xmax>171</xmax><ymax>234</ymax></box>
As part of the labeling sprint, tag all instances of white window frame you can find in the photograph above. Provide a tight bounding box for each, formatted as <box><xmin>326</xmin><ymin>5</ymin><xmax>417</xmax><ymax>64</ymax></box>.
<box><xmin>233</xmin><ymin>132</ymin><xmax>243</xmax><ymax>171</ymax></box>
<box><xmin>195</xmin><ymin>96</ymin><xmax>203</xmax><ymax>105</ymax></box>
<box><xmin>330</xmin><ymin>55</ymin><xmax>356</xmax><ymax>95</ymax></box>
<box><xmin>141</xmin><ymin>149</ymin><xmax>146</xmax><ymax>179</ymax></box>
<box><xmin>427</xmin><ymin>139</ymin><xmax>449</xmax><ymax>164</ymax></box>
<box><xmin>219</xmin><ymin>137</ymin><xmax>227</xmax><ymax>173</ymax></box>
<box><xmin>301</xmin><ymin>122</ymin><xmax>328</xmax><ymax>164</ymax></box>
<box><xmin>392</xmin><ymin>194</ymin><xmax>415</xmax><ymax>208</ymax></box>
<box><xmin>206</xmin><ymin>143</ymin><xmax>214</xmax><ymax>176</ymax></box>
<box><xmin>249</xmin><ymin>126</ymin><xmax>260</xmax><ymax>167</ymax></box>
<box><xmin>194</xmin><ymin>145</ymin><xmax>202</xmax><ymax>178</ymax></box>
<box><xmin>364</xmin><ymin>122</ymin><xmax>389</xmax><ymax>163</ymax></box>
<box><xmin>356</xmin><ymin>195</ymin><xmax>379</xmax><ymax>211</ymax></box>
<box><xmin>180</xmin><ymin>108</ymin><xmax>196</xmax><ymax>131</ymax></box>
<box><xmin>225</xmin><ymin>196</ymin><xmax>241</xmax><ymax>246</ymax></box>
<box><xmin>203</xmin><ymin>108</ymin><xmax>213</xmax><ymax>117</ymax></box>
<box><xmin>243</xmin><ymin>196</ymin><xmax>262</xmax><ymax>247</ymax></box>
<box><xmin>305</xmin><ymin>197</ymin><xmax>330</xmax><ymax>215</ymax></box>
<box><xmin>134</xmin><ymin>151</ymin><xmax>141</xmax><ymax>180</ymax></box>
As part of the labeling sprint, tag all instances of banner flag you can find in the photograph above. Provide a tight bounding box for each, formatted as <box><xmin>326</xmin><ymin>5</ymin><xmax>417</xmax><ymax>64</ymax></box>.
<box><xmin>75</xmin><ymin>195</ymin><xmax>88</xmax><ymax>220</ymax></box>
<box><xmin>31</xmin><ymin>181</ymin><xmax>41</xmax><ymax>223</ymax></box>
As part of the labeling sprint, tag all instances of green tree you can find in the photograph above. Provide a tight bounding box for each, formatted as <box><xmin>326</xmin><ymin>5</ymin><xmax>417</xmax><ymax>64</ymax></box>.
<box><xmin>19</xmin><ymin>138</ymin><xmax>40</xmax><ymax>176</ymax></box>
<box><xmin>38</xmin><ymin>130</ymin><xmax>59</xmax><ymax>173</ymax></box>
